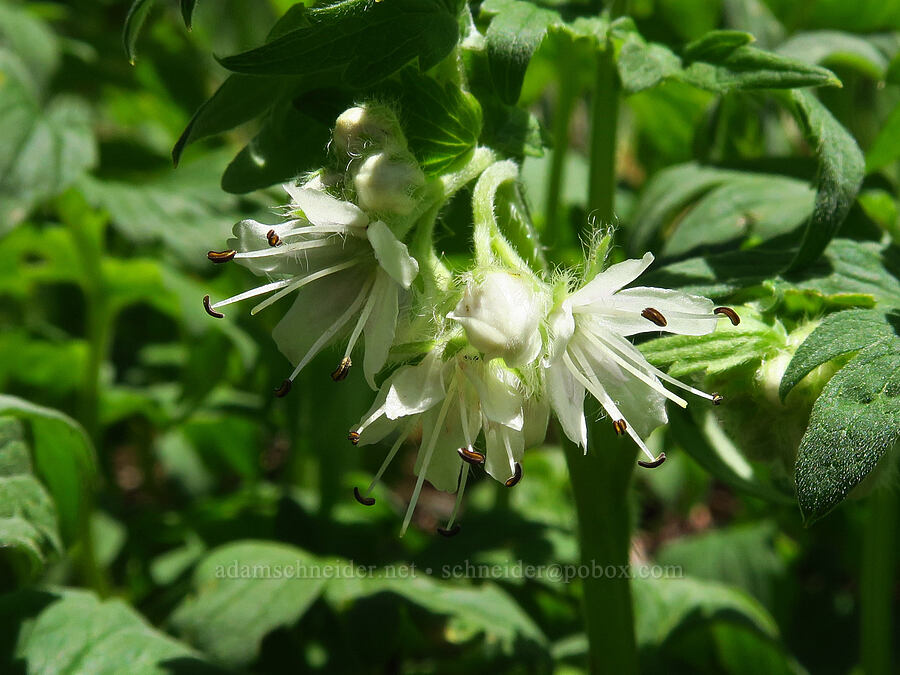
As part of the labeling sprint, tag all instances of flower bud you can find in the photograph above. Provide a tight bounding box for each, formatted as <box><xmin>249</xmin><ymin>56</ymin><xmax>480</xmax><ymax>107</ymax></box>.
<box><xmin>333</xmin><ymin>105</ymin><xmax>405</xmax><ymax>157</ymax></box>
<box><xmin>448</xmin><ymin>271</ymin><xmax>544</xmax><ymax>367</ymax></box>
<box><xmin>352</xmin><ymin>151</ymin><xmax>425</xmax><ymax>215</ymax></box>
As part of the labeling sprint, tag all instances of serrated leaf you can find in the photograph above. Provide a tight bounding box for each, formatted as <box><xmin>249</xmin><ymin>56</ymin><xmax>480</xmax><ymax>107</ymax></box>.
<box><xmin>0</xmin><ymin>418</ymin><xmax>62</xmax><ymax>581</ymax></box>
<box><xmin>1</xmin><ymin>588</ymin><xmax>217</xmax><ymax>673</ymax></box>
<box><xmin>122</xmin><ymin>0</ymin><xmax>156</xmax><ymax>64</ymax></box>
<box><xmin>394</xmin><ymin>70</ymin><xmax>483</xmax><ymax>175</ymax></box>
<box><xmin>795</xmin><ymin>338</ymin><xmax>900</xmax><ymax>524</ymax></box>
<box><xmin>787</xmin><ymin>90</ymin><xmax>865</xmax><ymax>270</ymax></box>
<box><xmin>218</xmin><ymin>0</ymin><xmax>459</xmax><ymax>86</ymax></box>
<box><xmin>778</xmin><ymin>31</ymin><xmax>889</xmax><ymax>80</ymax></box>
<box><xmin>481</xmin><ymin>0</ymin><xmax>561</xmax><ymax>104</ymax></box>
<box><xmin>780</xmin><ymin>309</ymin><xmax>898</xmax><ymax>399</ymax></box>
<box><xmin>0</xmin><ymin>396</ymin><xmax>96</xmax><ymax>542</ymax></box>
<box><xmin>181</xmin><ymin>0</ymin><xmax>198</xmax><ymax>29</ymax></box>
<box><xmin>171</xmin><ymin>541</ymin><xmax>325</xmax><ymax>667</ymax></box>
<box><xmin>617</xmin><ymin>38</ymin><xmax>682</xmax><ymax>93</ymax></box>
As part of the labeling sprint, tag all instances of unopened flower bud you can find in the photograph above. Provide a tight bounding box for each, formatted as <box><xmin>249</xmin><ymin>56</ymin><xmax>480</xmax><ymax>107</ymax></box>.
<box><xmin>352</xmin><ymin>152</ymin><xmax>425</xmax><ymax>215</ymax></box>
<box><xmin>333</xmin><ymin>105</ymin><xmax>405</xmax><ymax>157</ymax></box>
<box><xmin>448</xmin><ymin>271</ymin><xmax>544</xmax><ymax>367</ymax></box>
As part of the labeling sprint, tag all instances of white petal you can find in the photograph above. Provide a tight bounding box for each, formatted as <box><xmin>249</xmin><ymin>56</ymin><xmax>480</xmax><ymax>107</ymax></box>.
<box><xmin>271</xmin><ymin>265</ymin><xmax>370</xmax><ymax>366</ymax></box>
<box><xmin>590</xmin><ymin>287</ymin><xmax>717</xmax><ymax>336</ymax></box>
<box><xmin>523</xmin><ymin>396</ymin><xmax>550</xmax><ymax>449</ymax></box>
<box><xmin>546</xmin><ymin>302</ymin><xmax>575</xmax><ymax>362</ymax></box>
<box><xmin>570</xmin><ymin>252</ymin><xmax>654</xmax><ymax>306</ymax></box>
<box><xmin>363</xmin><ymin>271</ymin><xmax>399</xmax><ymax>389</ymax></box>
<box><xmin>383</xmin><ymin>351</ymin><xmax>447</xmax><ymax>420</ymax></box>
<box><xmin>463</xmin><ymin>362</ymin><xmax>524</xmax><ymax>430</ymax></box>
<box><xmin>415</xmin><ymin>403</ymin><xmax>465</xmax><ymax>492</ymax></box>
<box><xmin>367</xmin><ymin>221</ymin><xmax>419</xmax><ymax>289</ymax></box>
<box><xmin>289</xmin><ymin>187</ymin><xmax>368</xmax><ymax>228</ymax></box>
<box><xmin>484</xmin><ymin>422</ymin><xmax>524</xmax><ymax>484</ymax></box>
<box><xmin>545</xmin><ymin>361</ymin><xmax>587</xmax><ymax>448</ymax></box>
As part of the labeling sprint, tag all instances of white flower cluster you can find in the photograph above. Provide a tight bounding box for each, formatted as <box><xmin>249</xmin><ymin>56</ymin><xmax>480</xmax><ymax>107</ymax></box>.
<box><xmin>204</xmin><ymin>104</ymin><xmax>740</xmax><ymax>535</ymax></box>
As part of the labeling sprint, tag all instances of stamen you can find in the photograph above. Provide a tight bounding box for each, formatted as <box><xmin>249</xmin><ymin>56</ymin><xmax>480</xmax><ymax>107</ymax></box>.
<box><xmin>638</xmin><ymin>452</ymin><xmax>667</xmax><ymax>469</ymax></box>
<box><xmin>641</xmin><ymin>307</ymin><xmax>667</xmax><ymax>327</ymax></box>
<box><xmin>363</xmin><ymin>429</ymin><xmax>410</xmax><ymax>496</ymax></box>
<box><xmin>211</xmin><ymin>279</ymin><xmax>295</xmax><ymax>310</ymax></box>
<box><xmin>250</xmin><ymin>258</ymin><xmax>362</xmax><ymax>315</ymax></box>
<box><xmin>331</xmin><ymin>356</ymin><xmax>352</xmax><ymax>382</ymax></box>
<box><xmin>445</xmin><ymin>463</ymin><xmax>469</xmax><ymax>531</ymax></box>
<box><xmin>505</xmin><ymin>462</ymin><xmax>523</xmax><ymax>487</ymax></box>
<box><xmin>400</xmin><ymin>380</ymin><xmax>457</xmax><ymax>536</ymax></box>
<box><xmin>458</xmin><ymin>446</ymin><xmax>485</xmax><ymax>465</ymax></box>
<box><xmin>353</xmin><ymin>486</ymin><xmax>376</xmax><ymax>506</ymax></box>
<box><xmin>234</xmin><ymin>239</ymin><xmax>332</xmax><ymax>260</ymax></box>
<box><xmin>613</xmin><ymin>419</ymin><xmax>627</xmax><ymax>436</ymax></box>
<box><xmin>712</xmin><ymin>393</ymin><xmax>724</xmax><ymax>405</ymax></box>
<box><xmin>273</xmin><ymin>379</ymin><xmax>292</xmax><ymax>397</ymax></box>
<box><xmin>266</xmin><ymin>229</ymin><xmax>281</xmax><ymax>247</ymax></box>
<box><xmin>348</xmin><ymin>430</ymin><xmax>360</xmax><ymax>445</ymax></box>
<box><xmin>207</xmin><ymin>249</ymin><xmax>236</xmax><ymax>263</ymax></box>
<box><xmin>714</xmin><ymin>307</ymin><xmax>740</xmax><ymax>325</ymax></box>
<box><xmin>341</xmin><ymin>271</ymin><xmax>383</xmax><ymax>365</ymax></box>
<box><xmin>203</xmin><ymin>295</ymin><xmax>224</xmax><ymax>318</ymax></box>
<box><xmin>437</xmin><ymin>524</ymin><xmax>461</xmax><ymax>537</ymax></box>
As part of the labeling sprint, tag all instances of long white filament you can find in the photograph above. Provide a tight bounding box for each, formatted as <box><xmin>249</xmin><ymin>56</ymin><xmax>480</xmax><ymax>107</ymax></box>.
<box><xmin>363</xmin><ymin>427</ymin><xmax>411</xmax><ymax>497</ymax></box>
<box><xmin>251</xmin><ymin>258</ymin><xmax>362</xmax><ymax>315</ymax></box>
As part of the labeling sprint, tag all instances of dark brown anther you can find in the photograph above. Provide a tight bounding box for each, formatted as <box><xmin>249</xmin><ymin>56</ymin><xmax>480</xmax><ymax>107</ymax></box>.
<box><xmin>714</xmin><ymin>306</ymin><xmax>741</xmax><ymax>326</ymax></box>
<box><xmin>641</xmin><ymin>307</ymin><xmax>668</xmax><ymax>327</ymax></box>
<box><xmin>207</xmin><ymin>249</ymin><xmax>236</xmax><ymax>263</ymax></box>
<box><xmin>348</xmin><ymin>430</ymin><xmax>361</xmax><ymax>445</ymax></box>
<box><xmin>504</xmin><ymin>462</ymin><xmax>523</xmax><ymax>488</ymax></box>
<box><xmin>613</xmin><ymin>419</ymin><xmax>628</xmax><ymax>436</ymax></box>
<box><xmin>712</xmin><ymin>393</ymin><xmax>724</xmax><ymax>406</ymax></box>
<box><xmin>203</xmin><ymin>295</ymin><xmax>224</xmax><ymax>318</ymax></box>
<box><xmin>266</xmin><ymin>229</ymin><xmax>281</xmax><ymax>247</ymax></box>
<box><xmin>458</xmin><ymin>447</ymin><xmax>486</xmax><ymax>465</ymax></box>
<box><xmin>638</xmin><ymin>452</ymin><xmax>667</xmax><ymax>469</ymax></box>
<box><xmin>331</xmin><ymin>356</ymin><xmax>352</xmax><ymax>382</ymax></box>
<box><xmin>437</xmin><ymin>524</ymin><xmax>461</xmax><ymax>537</ymax></box>
<box><xmin>273</xmin><ymin>379</ymin><xmax>292</xmax><ymax>397</ymax></box>
<box><xmin>353</xmin><ymin>487</ymin><xmax>375</xmax><ymax>506</ymax></box>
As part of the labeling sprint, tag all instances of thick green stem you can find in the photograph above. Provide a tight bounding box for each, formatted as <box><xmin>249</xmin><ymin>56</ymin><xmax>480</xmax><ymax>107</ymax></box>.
<box><xmin>545</xmin><ymin>40</ymin><xmax>578</xmax><ymax>246</ymax></box>
<box><xmin>587</xmin><ymin>48</ymin><xmax>621</xmax><ymax>226</ymax></box>
<box><xmin>860</xmin><ymin>487</ymin><xmax>897</xmax><ymax>675</ymax></box>
<box><xmin>563</xmin><ymin>422</ymin><xmax>638</xmax><ymax>674</ymax></box>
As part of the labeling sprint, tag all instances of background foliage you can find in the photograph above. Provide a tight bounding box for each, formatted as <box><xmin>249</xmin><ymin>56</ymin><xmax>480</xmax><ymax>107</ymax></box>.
<box><xmin>1</xmin><ymin>0</ymin><xmax>899</xmax><ymax>673</ymax></box>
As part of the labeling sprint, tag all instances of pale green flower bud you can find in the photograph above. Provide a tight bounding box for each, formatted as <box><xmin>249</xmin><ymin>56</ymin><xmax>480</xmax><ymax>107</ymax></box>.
<box><xmin>333</xmin><ymin>105</ymin><xmax>405</xmax><ymax>157</ymax></box>
<box><xmin>448</xmin><ymin>270</ymin><xmax>545</xmax><ymax>367</ymax></box>
<box><xmin>352</xmin><ymin>151</ymin><xmax>425</xmax><ymax>215</ymax></box>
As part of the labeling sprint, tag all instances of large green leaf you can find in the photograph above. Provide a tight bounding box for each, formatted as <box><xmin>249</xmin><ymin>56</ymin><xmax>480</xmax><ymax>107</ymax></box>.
<box><xmin>795</xmin><ymin>337</ymin><xmax>900</xmax><ymax>524</ymax></box>
<box><xmin>866</xmin><ymin>100</ymin><xmax>900</xmax><ymax>174</ymax></box>
<box><xmin>122</xmin><ymin>0</ymin><xmax>156</xmax><ymax>64</ymax></box>
<box><xmin>0</xmin><ymin>588</ymin><xmax>217</xmax><ymax>674</ymax></box>
<box><xmin>0</xmin><ymin>2</ymin><xmax>60</xmax><ymax>92</ymax></box>
<box><xmin>0</xmin><ymin>397</ymin><xmax>96</xmax><ymax>542</ymax></box>
<box><xmin>780</xmin><ymin>309</ymin><xmax>898</xmax><ymax>399</ymax></box>
<box><xmin>778</xmin><ymin>31</ymin><xmax>889</xmax><ymax>80</ymax></box>
<box><xmin>218</xmin><ymin>0</ymin><xmax>459</xmax><ymax>85</ymax></box>
<box><xmin>0</xmin><ymin>418</ymin><xmax>62</xmax><ymax>581</ymax></box>
<box><xmin>786</xmin><ymin>90</ymin><xmax>865</xmax><ymax>270</ymax></box>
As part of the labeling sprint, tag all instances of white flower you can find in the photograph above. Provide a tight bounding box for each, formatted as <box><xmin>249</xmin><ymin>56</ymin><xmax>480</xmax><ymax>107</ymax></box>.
<box><xmin>447</xmin><ymin>270</ymin><xmax>545</xmax><ymax>367</ymax></box>
<box><xmin>203</xmin><ymin>184</ymin><xmax>418</xmax><ymax>390</ymax></box>
<box><xmin>545</xmin><ymin>252</ymin><xmax>739</xmax><ymax>467</ymax></box>
<box><xmin>352</xmin><ymin>151</ymin><xmax>425</xmax><ymax>215</ymax></box>
<box><xmin>350</xmin><ymin>347</ymin><xmax>548</xmax><ymax>535</ymax></box>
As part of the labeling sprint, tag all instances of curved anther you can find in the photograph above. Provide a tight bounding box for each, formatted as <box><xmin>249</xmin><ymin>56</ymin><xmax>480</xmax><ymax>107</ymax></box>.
<box><xmin>266</xmin><ymin>229</ymin><xmax>282</xmax><ymax>247</ymax></box>
<box><xmin>331</xmin><ymin>356</ymin><xmax>352</xmax><ymax>382</ymax></box>
<box><xmin>348</xmin><ymin>430</ymin><xmax>360</xmax><ymax>445</ymax></box>
<box><xmin>437</xmin><ymin>524</ymin><xmax>461</xmax><ymax>537</ymax></box>
<box><xmin>638</xmin><ymin>452</ymin><xmax>667</xmax><ymax>469</ymax></box>
<box><xmin>504</xmin><ymin>462</ymin><xmax>523</xmax><ymax>487</ymax></box>
<box><xmin>612</xmin><ymin>419</ymin><xmax>627</xmax><ymax>436</ymax></box>
<box><xmin>353</xmin><ymin>487</ymin><xmax>375</xmax><ymax>506</ymax></box>
<box><xmin>273</xmin><ymin>379</ymin><xmax>292</xmax><ymax>397</ymax></box>
<box><xmin>203</xmin><ymin>295</ymin><xmax>224</xmax><ymax>318</ymax></box>
<box><xmin>207</xmin><ymin>249</ymin><xmax>236</xmax><ymax>263</ymax></box>
<box><xmin>641</xmin><ymin>307</ymin><xmax>668</xmax><ymax>327</ymax></box>
<box><xmin>458</xmin><ymin>447</ymin><xmax>485</xmax><ymax>465</ymax></box>
<box><xmin>712</xmin><ymin>393</ymin><xmax>724</xmax><ymax>406</ymax></box>
<box><xmin>714</xmin><ymin>307</ymin><xmax>741</xmax><ymax>326</ymax></box>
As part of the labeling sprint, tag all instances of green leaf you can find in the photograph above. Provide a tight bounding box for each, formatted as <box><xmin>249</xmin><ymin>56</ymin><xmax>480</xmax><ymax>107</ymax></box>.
<box><xmin>481</xmin><ymin>0</ymin><xmax>560</xmax><ymax>104</ymax></box>
<box><xmin>0</xmin><ymin>418</ymin><xmax>62</xmax><ymax>581</ymax></box>
<box><xmin>780</xmin><ymin>309</ymin><xmax>897</xmax><ymax>399</ymax></box>
<box><xmin>683</xmin><ymin>30</ymin><xmax>755</xmax><ymax>63</ymax></box>
<box><xmin>181</xmin><ymin>0</ymin><xmax>198</xmax><ymax>29</ymax></box>
<box><xmin>394</xmin><ymin>70</ymin><xmax>483</xmax><ymax>175</ymax></box>
<box><xmin>866</xmin><ymin>100</ymin><xmax>900</xmax><ymax>174</ymax></box>
<box><xmin>122</xmin><ymin>0</ymin><xmax>156</xmax><ymax>64</ymax></box>
<box><xmin>786</xmin><ymin>90</ymin><xmax>865</xmax><ymax>270</ymax></box>
<box><xmin>0</xmin><ymin>396</ymin><xmax>96</xmax><ymax>542</ymax></box>
<box><xmin>777</xmin><ymin>31</ymin><xmax>889</xmax><ymax>80</ymax></box>
<box><xmin>0</xmin><ymin>3</ymin><xmax>60</xmax><ymax>92</ymax></box>
<box><xmin>171</xmin><ymin>541</ymin><xmax>325</xmax><ymax>667</ymax></box>
<box><xmin>795</xmin><ymin>337</ymin><xmax>900</xmax><ymax>524</ymax></box>
<box><xmin>218</xmin><ymin>0</ymin><xmax>459</xmax><ymax>85</ymax></box>
<box><xmin>0</xmin><ymin>588</ymin><xmax>217</xmax><ymax>673</ymax></box>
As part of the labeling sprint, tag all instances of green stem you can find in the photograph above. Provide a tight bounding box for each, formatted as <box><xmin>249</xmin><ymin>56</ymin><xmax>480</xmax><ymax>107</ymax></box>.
<box><xmin>861</xmin><ymin>487</ymin><xmax>897</xmax><ymax>675</ymax></box>
<box><xmin>587</xmin><ymin>46</ymin><xmax>621</xmax><ymax>226</ymax></box>
<box><xmin>563</xmin><ymin>422</ymin><xmax>638</xmax><ymax>675</ymax></box>
<box><xmin>545</xmin><ymin>39</ymin><xmax>578</xmax><ymax>246</ymax></box>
